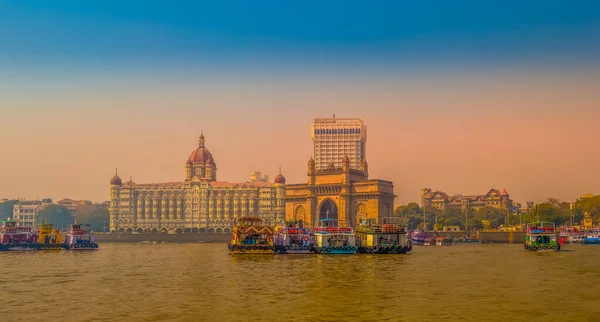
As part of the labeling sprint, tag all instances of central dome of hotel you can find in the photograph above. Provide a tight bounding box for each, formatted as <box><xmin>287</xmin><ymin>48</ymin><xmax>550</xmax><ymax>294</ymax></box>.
<box><xmin>188</xmin><ymin>133</ymin><xmax>215</xmax><ymax>164</ymax></box>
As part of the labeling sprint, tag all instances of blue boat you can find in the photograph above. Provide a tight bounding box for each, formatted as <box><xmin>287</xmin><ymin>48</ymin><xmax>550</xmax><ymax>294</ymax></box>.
<box><xmin>313</xmin><ymin>219</ymin><xmax>357</xmax><ymax>254</ymax></box>
<box><xmin>583</xmin><ymin>230</ymin><xmax>600</xmax><ymax>244</ymax></box>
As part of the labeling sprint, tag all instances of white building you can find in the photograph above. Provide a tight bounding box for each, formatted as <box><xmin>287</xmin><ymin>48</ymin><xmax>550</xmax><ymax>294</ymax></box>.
<box><xmin>311</xmin><ymin>115</ymin><xmax>367</xmax><ymax>171</ymax></box>
<box><xmin>13</xmin><ymin>200</ymin><xmax>49</xmax><ymax>227</ymax></box>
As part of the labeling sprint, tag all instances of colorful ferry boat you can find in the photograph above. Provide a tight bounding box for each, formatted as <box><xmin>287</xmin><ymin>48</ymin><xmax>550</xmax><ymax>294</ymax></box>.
<box><xmin>524</xmin><ymin>221</ymin><xmax>560</xmax><ymax>252</ymax></box>
<box><xmin>410</xmin><ymin>230</ymin><xmax>435</xmax><ymax>245</ymax></box>
<box><xmin>313</xmin><ymin>219</ymin><xmax>356</xmax><ymax>254</ymax></box>
<box><xmin>273</xmin><ymin>222</ymin><xmax>315</xmax><ymax>254</ymax></box>
<box><xmin>227</xmin><ymin>217</ymin><xmax>274</xmax><ymax>254</ymax></box>
<box><xmin>355</xmin><ymin>219</ymin><xmax>411</xmax><ymax>254</ymax></box>
<box><xmin>63</xmin><ymin>223</ymin><xmax>98</xmax><ymax>250</ymax></box>
<box><xmin>37</xmin><ymin>219</ymin><xmax>64</xmax><ymax>250</ymax></box>
<box><xmin>0</xmin><ymin>220</ymin><xmax>38</xmax><ymax>251</ymax></box>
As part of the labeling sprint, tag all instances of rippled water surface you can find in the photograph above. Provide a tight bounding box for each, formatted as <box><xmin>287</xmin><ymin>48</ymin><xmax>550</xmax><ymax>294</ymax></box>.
<box><xmin>1</xmin><ymin>243</ymin><xmax>599</xmax><ymax>321</ymax></box>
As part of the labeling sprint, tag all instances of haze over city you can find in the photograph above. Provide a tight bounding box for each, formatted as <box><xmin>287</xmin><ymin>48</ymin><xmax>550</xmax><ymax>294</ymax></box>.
<box><xmin>1</xmin><ymin>1</ymin><xmax>599</xmax><ymax>204</ymax></box>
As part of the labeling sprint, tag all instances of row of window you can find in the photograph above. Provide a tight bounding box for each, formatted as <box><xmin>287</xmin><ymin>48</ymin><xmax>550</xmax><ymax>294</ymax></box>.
<box><xmin>314</xmin><ymin>128</ymin><xmax>361</xmax><ymax>135</ymax></box>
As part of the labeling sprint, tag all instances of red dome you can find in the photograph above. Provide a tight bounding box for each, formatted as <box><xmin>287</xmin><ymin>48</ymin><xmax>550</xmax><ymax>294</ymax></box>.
<box><xmin>188</xmin><ymin>133</ymin><xmax>215</xmax><ymax>164</ymax></box>
<box><xmin>189</xmin><ymin>147</ymin><xmax>214</xmax><ymax>164</ymax></box>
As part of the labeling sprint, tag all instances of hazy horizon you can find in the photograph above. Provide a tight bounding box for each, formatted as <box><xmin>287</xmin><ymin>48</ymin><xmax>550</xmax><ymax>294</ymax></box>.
<box><xmin>1</xmin><ymin>1</ymin><xmax>599</xmax><ymax>204</ymax></box>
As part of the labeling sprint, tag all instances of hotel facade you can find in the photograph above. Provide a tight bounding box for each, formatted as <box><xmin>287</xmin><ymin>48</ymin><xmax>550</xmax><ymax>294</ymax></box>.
<box><xmin>109</xmin><ymin>134</ymin><xmax>286</xmax><ymax>233</ymax></box>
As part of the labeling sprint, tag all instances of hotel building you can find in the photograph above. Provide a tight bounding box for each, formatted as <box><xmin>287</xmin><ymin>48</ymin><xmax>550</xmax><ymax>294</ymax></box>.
<box><xmin>109</xmin><ymin>134</ymin><xmax>286</xmax><ymax>234</ymax></box>
<box><xmin>312</xmin><ymin>115</ymin><xmax>366</xmax><ymax>171</ymax></box>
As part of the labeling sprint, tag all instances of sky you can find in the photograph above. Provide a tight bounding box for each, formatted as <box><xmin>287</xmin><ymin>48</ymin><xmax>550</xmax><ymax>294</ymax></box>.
<box><xmin>1</xmin><ymin>1</ymin><xmax>599</xmax><ymax>204</ymax></box>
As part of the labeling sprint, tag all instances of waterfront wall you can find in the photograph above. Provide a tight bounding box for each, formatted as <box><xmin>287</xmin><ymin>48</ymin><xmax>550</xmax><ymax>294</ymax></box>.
<box><xmin>440</xmin><ymin>231</ymin><xmax>526</xmax><ymax>243</ymax></box>
<box><xmin>94</xmin><ymin>233</ymin><xmax>230</xmax><ymax>243</ymax></box>
<box><xmin>94</xmin><ymin>232</ymin><xmax>526</xmax><ymax>244</ymax></box>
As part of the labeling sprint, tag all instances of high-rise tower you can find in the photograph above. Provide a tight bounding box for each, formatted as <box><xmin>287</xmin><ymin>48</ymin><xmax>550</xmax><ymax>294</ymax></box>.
<box><xmin>311</xmin><ymin>115</ymin><xmax>366</xmax><ymax>171</ymax></box>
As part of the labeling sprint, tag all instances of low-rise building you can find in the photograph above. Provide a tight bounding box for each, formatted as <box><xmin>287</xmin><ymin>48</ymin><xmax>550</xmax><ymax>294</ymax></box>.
<box><xmin>12</xmin><ymin>200</ymin><xmax>51</xmax><ymax>227</ymax></box>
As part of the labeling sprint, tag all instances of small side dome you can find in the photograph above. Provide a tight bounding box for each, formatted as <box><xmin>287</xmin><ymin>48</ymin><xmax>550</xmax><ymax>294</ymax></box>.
<box><xmin>274</xmin><ymin>174</ymin><xmax>286</xmax><ymax>184</ymax></box>
<box><xmin>274</xmin><ymin>166</ymin><xmax>286</xmax><ymax>184</ymax></box>
<box><xmin>110</xmin><ymin>167</ymin><xmax>122</xmax><ymax>185</ymax></box>
<box><xmin>110</xmin><ymin>175</ymin><xmax>122</xmax><ymax>185</ymax></box>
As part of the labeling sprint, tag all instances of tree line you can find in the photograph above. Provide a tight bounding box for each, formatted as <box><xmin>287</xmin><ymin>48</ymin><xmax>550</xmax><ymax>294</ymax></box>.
<box><xmin>395</xmin><ymin>195</ymin><xmax>600</xmax><ymax>230</ymax></box>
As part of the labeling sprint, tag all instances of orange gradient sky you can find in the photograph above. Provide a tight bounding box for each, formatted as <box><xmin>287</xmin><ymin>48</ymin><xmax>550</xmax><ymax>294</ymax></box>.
<box><xmin>1</xmin><ymin>68</ymin><xmax>599</xmax><ymax>204</ymax></box>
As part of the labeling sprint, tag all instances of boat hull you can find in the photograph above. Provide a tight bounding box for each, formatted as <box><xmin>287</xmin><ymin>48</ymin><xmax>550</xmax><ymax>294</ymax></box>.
<box><xmin>273</xmin><ymin>245</ymin><xmax>315</xmax><ymax>254</ymax></box>
<box><xmin>357</xmin><ymin>245</ymin><xmax>410</xmax><ymax>254</ymax></box>
<box><xmin>315</xmin><ymin>246</ymin><xmax>356</xmax><ymax>254</ymax></box>
<box><xmin>0</xmin><ymin>244</ymin><xmax>38</xmax><ymax>251</ymax></box>
<box><xmin>583</xmin><ymin>239</ymin><xmax>600</xmax><ymax>245</ymax></box>
<box><xmin>524</xmin><ymin>244</ymin><xmax>560</xmax><ymax>252</ymax></box>
<box><xmin>228</xmin><ymin>244</ymin><xmax>273</xmax><ymax>254</ymax></box>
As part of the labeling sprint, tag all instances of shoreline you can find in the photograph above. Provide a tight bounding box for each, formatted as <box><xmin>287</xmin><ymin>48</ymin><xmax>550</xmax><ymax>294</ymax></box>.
<box><xmin>94</xmin><ymin>231</ymin><xmax>527</xmax><ymax>244</ymax></box>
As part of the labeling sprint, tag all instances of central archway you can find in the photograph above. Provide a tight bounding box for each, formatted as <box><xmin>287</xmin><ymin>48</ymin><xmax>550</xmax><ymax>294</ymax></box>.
<box><xmin>318</xmin><ymin>198</ymin><xmax>338</xmax><ymax>226</ymax></box>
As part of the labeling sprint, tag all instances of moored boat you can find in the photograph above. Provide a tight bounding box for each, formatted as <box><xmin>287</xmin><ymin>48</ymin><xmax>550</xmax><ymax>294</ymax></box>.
<box><xmin>228</xmin><ymin>217</ymin><xmax>274</xmax><ymax>254</ymax></box>
<box><xmin>524</xmin><ymin>221</ymin><xmax>560</xmax><ymax>252</ymax></box>
<box><xmin>313</xmin><ymin>219</ymin><xmax>356</xmax><ymax>254</ymax></box>
<box><xmin>63</xmin><ymin>223</ymin><xmax>98</xmax><ymax>250</ymax></box>
<box><xmin>583</xmin><ymin>229</ymin><xmax>600</xmax><ymax>244</ymax></box>
<box><xmin>37</xmin><ymin>219</ymin><xmax>64</xmax><ymax>250</ymax></box>
<box><xmin>410</xmin><ymin>230</ymin><xmax>435</xmax><ymax>245</ymax></box>
<box><xmin>273</xmin><ymin>222</ymin><xmax>315</xmax><ymax>254</ymax></box>
<box><xmin>435</xmin><ymin>236</ymin><xmax>452</xmax><ymax>246</ymax></box>
<box><xmin>0</xmin><ymin>220</ymin><xmax>38</xmax><ymax>251</ymax></box>
<box><xmin>355</xmin><ymin>219</ymin><xmax>411</xmax><ymax>254</ymax></box>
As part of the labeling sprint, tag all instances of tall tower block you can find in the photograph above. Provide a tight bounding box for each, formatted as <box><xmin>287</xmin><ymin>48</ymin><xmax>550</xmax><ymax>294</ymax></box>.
<box><xmin>311</xmin><ymin>115</ymin><xmax>367</xmax><ymax>171</ymax></box>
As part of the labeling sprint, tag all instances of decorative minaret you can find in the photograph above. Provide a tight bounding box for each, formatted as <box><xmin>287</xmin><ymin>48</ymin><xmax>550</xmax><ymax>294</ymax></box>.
<box><xmin>307</xmin><ymin>157</ymin><xmax>316</xmax><ymax>185</ymax></box>
<box><xmin>273</xmin><ymin>166</ymin><xmax>287</xmax><ymax>226</ymax></box>
<box><xmin>109</xmin><ymin>167</ymin><xmax>122</xmax><ymax>232</ymax></box>
<box><xmin>185</xmin><ymin>159</ymin><xmax>192</xmax><ymax>180</ymax></box>
<box><xmin>360</xmin><ymin>159</ymin><xmax>369</xmax><ymax>176</ymax></box>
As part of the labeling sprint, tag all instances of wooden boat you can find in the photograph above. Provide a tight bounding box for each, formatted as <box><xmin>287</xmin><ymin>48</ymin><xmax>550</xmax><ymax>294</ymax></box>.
<box><xmin>435</xmin><ymin>236</ymin><xmax>452</xmax><ymax>246</ymax></box>
<box><xmin>228</xmin><ymin>217</ymin><xmax>274</xmax><ymax>254</ymax></box>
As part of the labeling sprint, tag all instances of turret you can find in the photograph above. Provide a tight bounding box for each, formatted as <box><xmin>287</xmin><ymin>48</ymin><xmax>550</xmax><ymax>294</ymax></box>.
<box><xmin>109</xmin><ymin>167</ymin><xmax>122</xmax><ymax>232</ymax></box>
<box><xmin>307</xmin><ymin>157</ymin><xmax>316</xmax><ymax>185</ymax></box>
<box><xmin>360</xmin><ymin>159</ymin><xmax>368</xmax><ymax>175</ymax></box>
<box><xmin>342</xmin><ymin>155</ymin><xmax>350</xmax><ymax>172</ymax></box>
<box><xmin>185</xmin><ymin>159</ymin><xmax>192</xmax><ymax>180</ymax></box>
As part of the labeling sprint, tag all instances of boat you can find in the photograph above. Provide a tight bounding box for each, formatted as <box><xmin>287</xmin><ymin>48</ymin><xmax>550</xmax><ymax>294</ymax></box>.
<box><xmin>63</xmin><ymin>222</ymin><xmax>98</xmax><ymax>250</ymax></box>
<box><xmin>558</xmin><ymin>227</ymin><xmax>584</xmax><ymax>244</ymax></box>
<box><xmin>355</xmin><ymin>219</ymin><xmax>411</xmax><ymax>254</ymax></box>
<box><xmin>524</xmin><ymin>221</ymin><xmax>560</xmax><ymax>252</ymax></box>
<box><xmin>435</xmin><ymin>236</ymin><xmax>452</xmax><ymax>246</ymax></box>
<box><xmin>273</xmin><ymin>222</ymin><xmax>315</xmax><ymax>254</ymax></box>
<box><xmin>583</xmin><ymin>229</ymin><xmax>600</xmax><ymax>244</ymax></box>
<box><xmin>423</xmin><ymin>236</ymin><xmax>435</xmax><ymax>246</ymax></box>
<box><xmin>0</xmin><ymin>220</ymin><xmax>38</xmax><ymax>251</ymax></box>
<box><xmin>227</xmin><ymin>217</ymin><xmax>274</xmax><ymax>254</ymax></box>
<box><xmin>410</xmin><ymin>230</ymin><xmax>435</xmax><ymax>245</ymax></box>
<box><xmin>36</xmin><ymin>219</ymin><xmax>64</xmax><ymax>250</ymax></box>
<box><xmin>313</xmin><ymin>219</ymin><xmax>357</xmax><ymax>254</ymax></box>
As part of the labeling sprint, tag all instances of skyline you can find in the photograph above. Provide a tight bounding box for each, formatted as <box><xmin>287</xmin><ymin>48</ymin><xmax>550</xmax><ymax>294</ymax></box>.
<box><xmin>1</xmin><ymin>1</ymin><xmax>599</xmax><ymax>204</ymax></box>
